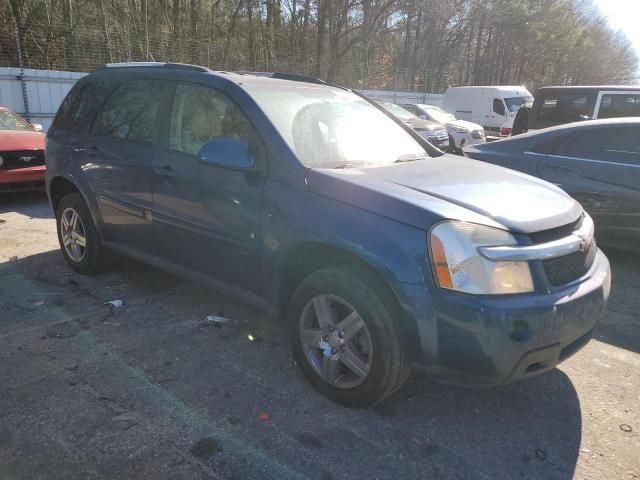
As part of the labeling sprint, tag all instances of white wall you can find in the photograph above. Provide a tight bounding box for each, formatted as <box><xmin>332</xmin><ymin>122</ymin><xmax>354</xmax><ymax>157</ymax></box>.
<box><xmin>0</xmin><ymin>68</ymin><xmax>444</xmax><ymax>131</ymax></box>
<box><xmin>0</xmin><ymin>68</ymin><xmax>86</xmax><ymax>131</ymax></box>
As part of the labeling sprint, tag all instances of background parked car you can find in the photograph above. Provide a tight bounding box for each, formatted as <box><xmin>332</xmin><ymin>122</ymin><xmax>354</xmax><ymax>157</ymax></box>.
<box><xmin>0</xmin><ymin>107</ymin><xmax>46</xmax><ymax>193</ymax></box>
<box><xmin>464</xmin><ymin>118</ymin><xmax>640</xmax><ymax>250</ymax></box>
<box><xmin>401</xmin><ymin>103</ymin><xmax>485</xmax><ymax>152</ymax></box>
<box><xmin>529</xmin><ymin>86</ymin><xmax>640</xmax><ymax>131</ymax></box>
<box><xmin>443</xmin><ymin>86</ymin><xmax>533</xmax><ymax>139</ymax></box>
<box><xmin>375</xmin><ymin>101</ymin><xmax>450</xmax><ymax>151</ymax></box>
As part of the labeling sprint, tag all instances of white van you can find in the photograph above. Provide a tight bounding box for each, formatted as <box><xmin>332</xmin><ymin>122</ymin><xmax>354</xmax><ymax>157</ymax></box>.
<box><xmin>443</xmin><ymin>86</ymin><xmax>533</xmax><ymax>139</ymax></box>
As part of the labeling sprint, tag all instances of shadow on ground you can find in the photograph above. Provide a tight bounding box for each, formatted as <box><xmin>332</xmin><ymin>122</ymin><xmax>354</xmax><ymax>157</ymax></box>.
<box><xmin>0</xmin><ymin>247</ymin><xmax>585</xmax><ymax>479</ymax></box>
<box><xmin>0</xmin><ymin>190</ymin><xmax>51</xmax><ymax>219</ymax></box>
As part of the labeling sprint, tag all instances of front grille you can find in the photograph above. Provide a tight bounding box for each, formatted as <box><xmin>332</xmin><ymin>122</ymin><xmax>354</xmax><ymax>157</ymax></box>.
<box><xmin>529</xmin><ymin>215</ymin><xmax>583</xmax><ymax>245</ymax></box>
<box><xmin>427</xmin><ymin>129</ymin><xmax>448</xmax><ymax>142</ymax></box>
<box><xmin>542</xmin><ymin>239</ymin><xmax>597</xmax><ymax>287</ymax></box>
<box><xmin>0</xmin><ymin>150</ymin><xmax>45</xmax><ymax>169</ymax></box>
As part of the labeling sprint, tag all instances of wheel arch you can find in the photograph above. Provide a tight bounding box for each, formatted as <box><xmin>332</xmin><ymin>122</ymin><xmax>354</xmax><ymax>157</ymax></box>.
<box><xmin>275</xmin><ymin>241</ymin><xmax>422</xmax><ymax>359</ymax></box>
<box><xmin>48</xmin><ymin>175</ymin><xmax>104</xmax><ymax>239</ymax></box>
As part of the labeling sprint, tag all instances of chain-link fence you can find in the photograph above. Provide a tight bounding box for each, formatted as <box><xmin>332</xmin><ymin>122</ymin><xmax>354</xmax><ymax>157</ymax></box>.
<box><xmin>0</xmin><ymin>19</ymin><xmax>446</xmax><ymax>93</ymax></box>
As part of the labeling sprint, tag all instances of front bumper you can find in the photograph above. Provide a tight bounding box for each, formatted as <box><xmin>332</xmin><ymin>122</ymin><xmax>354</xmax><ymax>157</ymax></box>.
<box><xmin>0</xmin><ymin>165</ymin><xmax>46</xmax><ymax>191</ymax></box>
<box><xmin>396</xmin><ymin>249</ymin><xmax>611</xmax><ymax>386</ymax></box>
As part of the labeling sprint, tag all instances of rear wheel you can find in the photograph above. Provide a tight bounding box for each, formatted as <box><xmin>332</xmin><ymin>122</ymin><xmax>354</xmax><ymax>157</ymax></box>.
<box><xmin>56</xmin><ymin>193</ymin><xmax>108</xmax><ymax>274</ymax></box>
<box><xmin>288</xmin><ymin>266</ymin><xmax>412</xmax><ymax>407</ymax></box>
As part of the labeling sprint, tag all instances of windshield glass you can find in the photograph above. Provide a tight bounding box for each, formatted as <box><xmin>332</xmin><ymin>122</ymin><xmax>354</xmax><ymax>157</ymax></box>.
<box><xmin>0</xmin><ymin>110</ymin><xmax>32</xmax><ymax>131</ymax></box>
<box><xmin>424</xmin><ymin>107</ymin><xmax>455</xmax><ymax>124</ymax></box>
<box><xmin>248</xmin><ymin>86</ymin><xmax>428</xmax><ymax>168</ymax></box>
<box><xmin>504</xmin><ymin>96</ymin><xmax>534</xmax><ymax>114</ymax></box>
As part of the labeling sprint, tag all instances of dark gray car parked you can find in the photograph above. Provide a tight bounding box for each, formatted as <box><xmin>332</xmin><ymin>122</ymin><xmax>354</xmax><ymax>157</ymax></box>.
<box><xmin>464</xmin><ymin>118</ymin><xmax>640</xmax><ymax>250</ymax></box>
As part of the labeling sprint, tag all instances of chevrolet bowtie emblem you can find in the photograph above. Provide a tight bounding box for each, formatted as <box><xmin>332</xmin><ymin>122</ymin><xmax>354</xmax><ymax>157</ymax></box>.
<box><xmin>577</xmin><ymin>232</ymin><xmax>592</xmax><ymax>252</ymax></box>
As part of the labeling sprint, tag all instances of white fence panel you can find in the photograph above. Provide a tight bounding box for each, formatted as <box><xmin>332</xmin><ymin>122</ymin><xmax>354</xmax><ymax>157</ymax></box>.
<box><xmin>358</xmin><ymin>89</ymin><xmax>444</xmax><ymax>108</ymax></box>
<box><xmin>0</xmin><ymin>68</ymin><xmax>445</xmax><ymax>132</ymax></box>
<box><xmin>0</xmin><ymin>68</ymin><xmax>86</xmax><ymax>131</ymax></box>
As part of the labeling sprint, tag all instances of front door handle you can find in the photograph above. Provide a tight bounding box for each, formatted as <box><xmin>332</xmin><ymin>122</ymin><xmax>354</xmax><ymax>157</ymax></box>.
<box><xmin>154</xmin><ymin>165</ymin><xmax>177</xmax><ymax>177</ymax></box>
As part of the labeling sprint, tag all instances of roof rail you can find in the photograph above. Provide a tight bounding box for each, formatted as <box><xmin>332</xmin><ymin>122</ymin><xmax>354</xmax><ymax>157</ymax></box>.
<box><xmin>235</xmin><ymin>70</ymin><xmax>331</xmax><ymax>86</ymax></box>
<box><xmin>94</xmin><ymin>62</ymin><xmax>210</xmax><ymax>73</ymax></box>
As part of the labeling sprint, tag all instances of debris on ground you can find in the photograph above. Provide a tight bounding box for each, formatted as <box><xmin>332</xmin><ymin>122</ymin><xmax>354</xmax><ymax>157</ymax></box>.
<box><xmin>247</xmin><ymin>334</ymin><xmax>262</xmax><ymax>343</ymax></box>
<box><xmin>619</xmin><ymin>424</ymin><xmax>633</xmax><ymax>433</ymax></box>
<box><xmin>9</xmin><ymin>256</ymin><xmax>18</xmax><ymax>262</ymax></box>
<box><xmin>259</xmin><ymin>412</ymin><xmax>270</xmax><ymax>421</ymax></box>
<box><xmin>535</xmin><ymin>448</ymin><xmax>547</xmax><ymax>461</ymax></box>
<box><xmin>32</xmin><ymin>299</ymin><xmax>46</xmax><ymax>306</ymax></box>
<box><xmin>104</xmin><ymin>299</ymin><xmax>124</xmax><ymax>308</ymax></box>
<box><xmin>206</xmin><ymin>314</ymin><xmax>230</xmax><ymax>324</ymax></box>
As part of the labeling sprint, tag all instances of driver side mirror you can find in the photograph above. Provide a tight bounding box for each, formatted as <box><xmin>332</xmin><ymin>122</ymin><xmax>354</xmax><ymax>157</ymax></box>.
<box><xmin>197</xmin><ymin>138</ymin><xmax>255</xmax><ymax>170</ymax></box>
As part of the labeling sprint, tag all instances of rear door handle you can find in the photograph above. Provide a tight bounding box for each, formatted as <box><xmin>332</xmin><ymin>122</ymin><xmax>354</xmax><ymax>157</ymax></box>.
<box><xmin>154</xmin><ymin>165</ymin><xmax>177</xmax><ymax>177</ymax></box>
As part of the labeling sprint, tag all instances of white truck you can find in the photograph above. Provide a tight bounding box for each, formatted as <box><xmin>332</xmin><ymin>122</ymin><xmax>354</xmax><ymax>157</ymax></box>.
<box><xmin>443</xmin><ymin>86</ymin><xmax>533</xmax><ymax>140</ymax></box>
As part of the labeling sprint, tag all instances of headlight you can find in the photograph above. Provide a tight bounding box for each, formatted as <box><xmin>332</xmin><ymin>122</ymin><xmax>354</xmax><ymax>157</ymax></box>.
<box><xmin>429</xmin><ymin>221</ymin><xmax>534</xmax><ymax>294</ymax></box>
<box><xmin>452</xmin><ymin>126</ymin><xmax>470</xmax><ymax>133</ymax></box>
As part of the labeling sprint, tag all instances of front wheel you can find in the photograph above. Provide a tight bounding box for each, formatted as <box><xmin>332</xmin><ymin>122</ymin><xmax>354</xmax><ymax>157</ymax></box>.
<box><xmin>288</xmin><ymin>266</ymin><xmax>412</xmax><ymax>407</ymax></box>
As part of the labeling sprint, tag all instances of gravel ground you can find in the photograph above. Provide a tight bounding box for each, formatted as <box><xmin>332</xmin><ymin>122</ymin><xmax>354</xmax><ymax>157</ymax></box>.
<box><xmin>1</xmin><ymin>191</ymin><xmax>638</xmax><ymax>480</ymax></box>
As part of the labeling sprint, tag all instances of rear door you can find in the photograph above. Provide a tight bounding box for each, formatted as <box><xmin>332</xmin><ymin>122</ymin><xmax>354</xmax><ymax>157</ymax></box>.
<box><xmin>151</xmin><ymin>81</ymin><xmax>266</xmax><ymax>292</ymax></box>
<box><xmin>537</xmin><ymin>127</ymin><xmax>640</xmax><ymax>245</ymax></box>
<box><xmin>83</xmin><ymin>79</ymin><xmax>167</xmax><ymax>249</ymax></box>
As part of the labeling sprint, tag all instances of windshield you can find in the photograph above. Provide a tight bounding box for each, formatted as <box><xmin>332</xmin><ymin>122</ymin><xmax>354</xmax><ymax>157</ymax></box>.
<box><xmin>248</xmin><ymin>87</ymin><xmax>428</xmax><ymax>168</ymax></box>
<box><xmin>504</xmin><ymin>96</ymin><xmax>534</xmax><ymax>114</ymax></box>
<box><xmin>0</xmin><ymin>110</ymin><xmax>32</xmax><ymax>131</ymax></box>
<box><xmin>424</xmin><ymin>107</ymin><xmax>455</xmax><ymax>124</ymax></box>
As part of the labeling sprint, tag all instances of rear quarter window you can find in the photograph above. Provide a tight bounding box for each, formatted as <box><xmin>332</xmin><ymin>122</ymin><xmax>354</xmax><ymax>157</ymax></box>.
<box><xmin>598</xmin><ymin>94</ymin><xmax>640</xmax><ymax>119</ymax></box>
<box><xmin>51</xmin><ymin>79</ymin><xmax>110</xmax><ymax>133</ymax></box>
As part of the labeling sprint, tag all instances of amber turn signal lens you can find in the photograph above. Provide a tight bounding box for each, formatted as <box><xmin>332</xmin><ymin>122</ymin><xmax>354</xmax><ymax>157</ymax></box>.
<box><xmin>431</xmin><ymin>234</ymin><xmax>453</xmax><ymax>289</ymax></box>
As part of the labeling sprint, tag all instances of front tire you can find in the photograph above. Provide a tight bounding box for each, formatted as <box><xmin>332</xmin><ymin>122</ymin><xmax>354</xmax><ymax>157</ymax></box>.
<box><xmin>288</xmin><ymin>266</ymin><xmax>412</xmax><ymax>407</ymax></box>
<box><xmin>56</xmin><ymin>192</ymin><xmax>107</xmax><ymax>274</ymax></box>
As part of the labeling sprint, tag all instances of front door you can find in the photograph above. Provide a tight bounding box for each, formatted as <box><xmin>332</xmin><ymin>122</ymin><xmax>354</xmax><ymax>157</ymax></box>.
<box><xmin>537</xmin><ymin>126</ymin><xmax>640</xmax><ymax>245</ymax></box>
<box><xmin>151</xmin><ymin>82</ymin><xmax>266</xmax><ymax>292</ymax></box>
<box><xmin>83</xmin><ymin>79</ymin><xmax>167</xmax><ymax>249</ymax></box>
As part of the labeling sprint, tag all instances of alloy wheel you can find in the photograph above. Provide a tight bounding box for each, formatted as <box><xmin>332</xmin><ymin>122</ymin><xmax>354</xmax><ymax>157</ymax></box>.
<box><xmin>60</xmin><ymin>207</ymin><xmax>87</xmax><ymax>262</ymax></box>
<box><xmin>299</xmin><ymin>294</ymin><xmax>373</xmax><ymax>389</ymax></box>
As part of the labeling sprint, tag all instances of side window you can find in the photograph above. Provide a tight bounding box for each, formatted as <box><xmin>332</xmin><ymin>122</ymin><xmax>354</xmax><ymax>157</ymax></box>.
<box><xmin>52</xmin><ymin>79</ymin><xmax>110</xmax><ymax>132</ymax></box>
<box><xmin>492</xmin><ymin>98</ymin><xmax>506</xmax><ymax>116</ymax></box>
<box><xmin>92</xmin><ymin>80</ymin><xmax>164</xmax><ymax>144</ymax></box>
<box><xmin>565</xmin><ymin>128</ymin><xmax>640</xmax><ymax>165</ymax></box>
<box><xmin>598</xmin><ymin>94</ymin><xmax>640</xmax><ymax>119</ymax></box>
<box><xmin>535</xmin><ymin>92</ymin><xmax>593</xmax><ymax>123</ymax></box>
<box><xmin>168</xmin><ymin>83</ymin><xmax>261</xmax><ymax>158</ymax></box>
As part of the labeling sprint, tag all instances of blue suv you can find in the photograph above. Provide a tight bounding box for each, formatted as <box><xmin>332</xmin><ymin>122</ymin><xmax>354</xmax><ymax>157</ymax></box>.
<box><xmin>46</xmin><ymin>63</ymin><xmax>611</xmax><ymax>407</ymax></box>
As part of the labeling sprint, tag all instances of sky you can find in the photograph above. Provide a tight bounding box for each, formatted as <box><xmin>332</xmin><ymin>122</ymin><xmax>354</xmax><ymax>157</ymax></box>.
<box><xmin>594</xmin><ymin>0</ymin><xmax>640</xmax><ymax>58</ymax></box>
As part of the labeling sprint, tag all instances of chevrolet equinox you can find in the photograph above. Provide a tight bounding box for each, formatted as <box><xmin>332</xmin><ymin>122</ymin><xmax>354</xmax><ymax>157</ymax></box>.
<box><xmin>46</xmin><ymin>63</ymin><xmax>611</xmax><ymax>407</ymax></box>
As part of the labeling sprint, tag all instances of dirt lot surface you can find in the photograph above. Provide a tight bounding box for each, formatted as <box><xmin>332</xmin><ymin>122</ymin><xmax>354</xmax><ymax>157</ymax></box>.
<box><xmin>1</xmin><ymin>192</ymin><xmax>639</xmax><ymax>480</ymax></box>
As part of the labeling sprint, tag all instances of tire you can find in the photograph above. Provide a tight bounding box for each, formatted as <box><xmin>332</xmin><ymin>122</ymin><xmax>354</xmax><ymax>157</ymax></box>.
<box><xmin>288</xmin><ymin>265</ymin><xmax>412</xmax><ymax>407</ymax></box>
<box><xmin>56</xmin><ymin>192</ymin><xmax>108</xmax><ymax>274</ymax></box>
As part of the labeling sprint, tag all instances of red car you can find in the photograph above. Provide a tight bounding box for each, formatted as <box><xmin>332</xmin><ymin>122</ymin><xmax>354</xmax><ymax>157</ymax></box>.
<box><xmin>0</xmin><ymin>107</ymin><xmax>46</xmax><ymax>192</ymax></box>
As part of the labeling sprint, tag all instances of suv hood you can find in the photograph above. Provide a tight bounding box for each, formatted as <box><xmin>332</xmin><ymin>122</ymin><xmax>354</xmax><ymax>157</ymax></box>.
<box><xmin>448</xmin><ymin>119</ymin><xmax>483</xmax><ymax>131</ymax></box>
<box><xmin>308</xmin><ymin>155</ymin><xmax>582</xmax><ymax>233</ymax></box>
